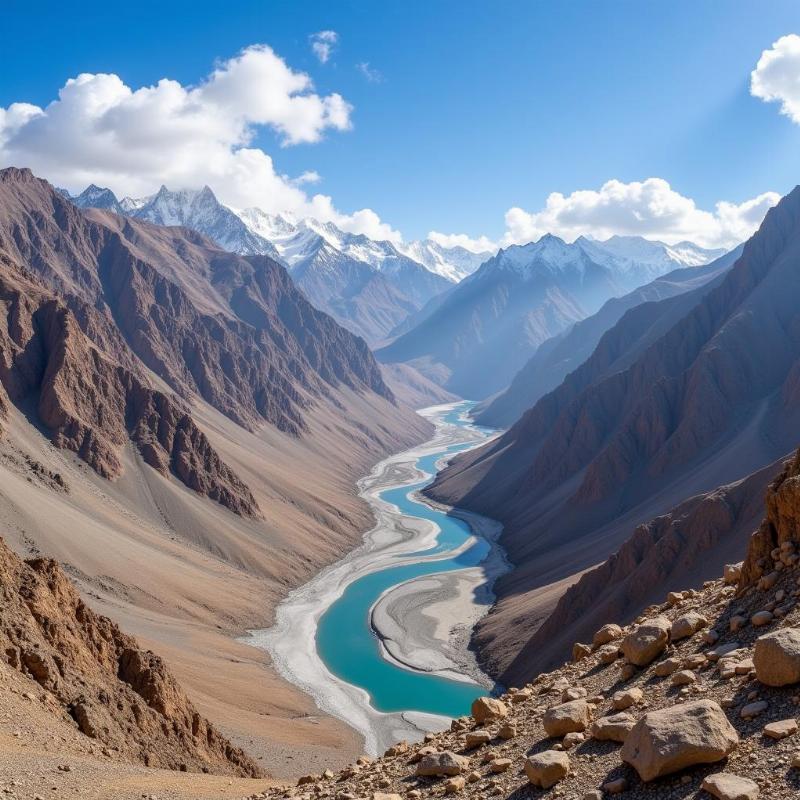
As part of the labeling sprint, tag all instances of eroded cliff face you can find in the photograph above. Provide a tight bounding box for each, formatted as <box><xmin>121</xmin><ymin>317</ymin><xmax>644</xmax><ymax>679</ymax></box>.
<box><xmin>0</xmin><ymin>535</ymin><xmax>261</xmax><ymax>777</ymax></box>
<box><xmin>741</xmin><ymin>449</ymin><xmax>800</xmax><ymax>586</ymax></box>
<box><xmin>0</xmin><ymin>257</ymin><xmax>259</xmax><ymax>517</ymax></box>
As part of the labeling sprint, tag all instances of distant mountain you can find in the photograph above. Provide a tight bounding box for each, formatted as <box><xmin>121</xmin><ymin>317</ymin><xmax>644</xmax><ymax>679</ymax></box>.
<box><xmin>427</xmin><ymin>185</ymin><xmax>800</xmax><ymax>684</ymax></box>
<box><xmin>476</xmin><ymin>245</ymin><xmax>742</xmax><ymax>428</ymax></box>
<box><xmin>72</xmin><ymin>183</ymin><xmax>125</xmax><ymax>214</ymax></box>
<box><xmin>578</xmin><ymin>234</ymin><xmax>727</xmax><ymax>287</ymax></box>
<box><xmin>76</xmin><ymin>184</ymin><xmax>284</xmax><ymax>260</ymax></box>
<box><xmin>378</xmin><ymin>233</ymin><xmax>728</xmax><ymax>400</ymax></box>
<box><xmin>70</xmin><ymin>185</ymin><xmax>453</xmax><ymax>344</ymax></box>
<box><xmin>376</xmin><ymin>234</ymin><xmax>627</xmax><ymax>398</ymax></box>
<box><xmin>400</xmin><ymin>239</ymin><xmax>492</xmax><ymax>282</ymax></box>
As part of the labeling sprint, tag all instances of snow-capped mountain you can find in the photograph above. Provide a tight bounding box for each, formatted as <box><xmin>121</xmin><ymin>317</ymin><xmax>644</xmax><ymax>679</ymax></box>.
<box><xmin>577</xmin><ymin>234</ymin><xmax>726</xmax><ymax>288</ymax></box>
<box><xmin>131</xmin><ymin>186</ymin><xmax>281</xmax><ymax>259</ymax></box>
<box><xmin>378</xmin><ymin>231</ymin><xmax>731</xmax><ymax>398</ymax></box>
<box><xmin>70</xmin><ymin>183</ymin><xmax>281</xmax><ymax>259</ymax></box>
<box><xmin>401</xmin><ymin>240</ymin><xmax>492</xmax><ymax>282</ymax></box>
<box><xmin>72</xmin><ymin>184</ymin><xmax>125</xmax><ymax>214</ymax></box>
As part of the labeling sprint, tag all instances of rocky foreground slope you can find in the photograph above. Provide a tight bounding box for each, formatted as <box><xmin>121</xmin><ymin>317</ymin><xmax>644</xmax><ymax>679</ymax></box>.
<box><xmin>0</xmin><ymin>535</ymin><xmax>260</xmax><ymax>777</ymax></box>
<box><xmin>257</xmin><ymin>450</ymin><xmax>800</xmax><ymax>800</ymax></box>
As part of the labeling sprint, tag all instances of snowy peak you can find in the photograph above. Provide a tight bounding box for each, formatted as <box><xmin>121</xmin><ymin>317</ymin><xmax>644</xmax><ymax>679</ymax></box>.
<box><xmin>71</xmin><ymin>184</ymin><xmax>123</xmax><ymax>214</ymax></box>
<box><xmin>400</xmin><ymin>240</ymin><xmax>492</xmax><ymax>282</ymax></box>
<box><xmin>577</xmin><ymin>234</ymin><xmax>726</xmax><ymax>284</ymax></box>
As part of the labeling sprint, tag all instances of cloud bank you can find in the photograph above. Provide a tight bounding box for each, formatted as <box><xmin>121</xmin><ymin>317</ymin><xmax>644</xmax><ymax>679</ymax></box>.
<box><xmin>751</xmin><ymin>33</ymin><xmax>800</xmax><ymax>124</ymax></box>
<box><xmin>497</xmin><ymin>178</ymin><xmax>779</xmax><ymax>250</ymax></box>
<box><xmin>0</xmin><ymin>44</ymin><xmax>403</xmax><ymax>242</ymax></box>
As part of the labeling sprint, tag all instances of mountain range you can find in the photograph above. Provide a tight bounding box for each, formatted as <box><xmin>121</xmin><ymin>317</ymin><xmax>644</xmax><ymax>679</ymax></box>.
<box><xmin>426</xmin><ymin>184</ymin><xmax>800</xmax><ymax>685</ymax></box>
<box><xmin>476</xmin><ymin>245</ymin><xmax>743</xmax><ymax>428</ymax></box>
<box><xmin>377</xmin><ymin>233</ymin><xmax>726</xmax><ymax>399</ymax></box>
<box><xmin>68</xmin><ymin>184</ymin><xmax>484</xmax><ymax>344</ymax></box>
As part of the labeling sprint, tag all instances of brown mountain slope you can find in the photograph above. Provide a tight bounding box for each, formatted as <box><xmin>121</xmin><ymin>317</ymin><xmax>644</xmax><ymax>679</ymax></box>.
<box><xmin>487</xmin><ymin>458</ymin><xmax>784</xmax><ymax>685</ymax></box>
<box><xmin>0</xmin><ymin>167</ymin><xmax>391</xmax><ymax>434</ymax></box>
<box><xmin>0</xmin><ymin>535</ymin><xmax>260</xmax><ymax>777</ymax></box>
<box><xmin>428</xmin><ymin>185</ymin><xmax>800</xmax><ymax>683</ymax></box>
<box><xmin>0</xmin><ymin>255</ymin><xmax>257</xmax><ymax>516</ymax></box>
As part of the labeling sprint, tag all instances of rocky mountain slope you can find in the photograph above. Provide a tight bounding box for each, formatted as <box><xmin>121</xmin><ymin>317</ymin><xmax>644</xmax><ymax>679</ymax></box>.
<box><xmin>427</xmin><ymin>185</ymin><xmax>800</xmax><ymax>686</ymax></box>
<box><xmin>0</xmin><ymin>535</ymin><xmax>260</xmax><ymax>777</ymax></box>
<box><xmin>377</xmin><ymin>234</ymin><xmax>726</xmax><ymax>400</ymax></box>
<box><xmin>477</xmin><ymin>246</ymin><xmax>742</xmax><ymax>428</ymax></box>
<box><xmin>255</xmin><ymin>450</ymin><xmax>800</xmax><ymax>800</ymax></box>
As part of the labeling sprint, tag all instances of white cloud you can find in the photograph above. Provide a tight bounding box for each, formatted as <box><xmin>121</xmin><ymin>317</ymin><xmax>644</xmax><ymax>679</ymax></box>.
<box><xmin>356</xmin><ymin>62</ymin><xmax>383</xmax><ymax>83</ymax></box>
<box><xmin>0</xmin><ymin>44</ymin><xmax>403</xmax><ymax>243</ymax></box>
<box><xmin>751</xmin><ymin>34</ymin><xmax>800</xmax><ymax>124</ymax></box>
<box><xmin>310</xmin><ymin>30</ymin><xmax>338</xmax><ymax>64</ymax></box>
<box><xmin>500</xmin><ymin>178</ymin><xmax>779</xmax><ymax>250</ymax></box>
<box><xmin>426</xmin><ymin>230</ymin><xmax>496</xmax><ymax>253</ymax></box>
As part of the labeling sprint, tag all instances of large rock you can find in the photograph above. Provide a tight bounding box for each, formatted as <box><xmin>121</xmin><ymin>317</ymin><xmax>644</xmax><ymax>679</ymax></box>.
<box><xmin>524</xmin><ymin>751</ymin><xmax>569</xmax><ymax>788</ymax></box>
<box><xmin>671</xmin><ymin>611</ymin><xmax>707</xmax><ymax>641</ymax></box>
<box><xmin>415</xmin><ymin>751</ymin><xmax>469</xmax><ymax>777</ymax></box>
<box><xmin>471</xmin><ymin>696</ymin><xmax>508</xmax><ymax>723</ymax></box>
<box><xmin>593</xmin><ymin>623</ymin><xmax>623</xmax><ymax>646</ymax></box>
<box><xmin>590</xmin><ymin>713</ymin><xmax>636</xmax><ymax>743</ymax></box>
<box><xmin>621</xmin><ymin>700</ymin><xmax>738</xmax><ymax>781</ymax></box>
<box><xmin>621</xmin><ymin>616</ymin><xmax>671</xmax><ymax>666</ymax></box>
<box><xmin>543</xmin><ymin>699</ymin><xmax>592</xmax><ymax>737</ymax></box>
<box><xmin>753</xmin><ymin>628</ymin><xmax>800</xmax><ymax>686</ymax></box>
<box><xmin>701</xmin><ymin>773</ymin><xmax>759</xmax><ymax>800</ymax></box>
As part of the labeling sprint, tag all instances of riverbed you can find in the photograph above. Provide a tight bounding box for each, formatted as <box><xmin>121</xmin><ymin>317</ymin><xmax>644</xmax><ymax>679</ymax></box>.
<box><xmin>246</xmin><ymin>401</ymin><xmax>506</xmax><ymax>754</ymax></box>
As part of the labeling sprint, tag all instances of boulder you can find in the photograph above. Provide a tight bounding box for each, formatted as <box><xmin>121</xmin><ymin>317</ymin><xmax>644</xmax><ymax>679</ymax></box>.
<box><xmin>593</xmin><ymin>623</ymin><xmax>623</xmax><ymax>647</ymax></box>
<box><xmin>611</xmin><ymin>688</ymin><xmax>642</xmax><ymax>711</ymax></box>
<box><xmin>701</xmin><ymin>773</ymin><xmax>759</xmax><ymax>800</ymax></box>
<box><xmin>415</xmin><ymin>751</ymin><xmax>469</xmax><ymax>777</ymax></box>
<box><xmin>573</xmin><ymin>642</ymin><xmax>592</xmax><ymax>662</ymax></box>
<box><xmin>655</xmin><ymin>657</ymin><xmax>682</xmax><ymax>677</ymax></box>
<box><xmin>671</xmin><ymin>612</ymin><xmax>707</xmax><ymax>641</ymax></box>
<box><xmin>620</xmin><ymin>700</ymin><xmax>738</xmax><ymax>781</ymax></box>
<box><xmin>622</xmin><ymin>616</ymin><xmax>671</xmax><ymax>666</ymax></box>
<box><xmin>590</xmin><ymin>713</ymin><xmax>636</xmax><ymax>743</ymax></box>
<box><xmin>524</xmin><ymin>751</ymin><xmax>569</xmax><ymax>788</ymax></box>
<box><xmin>471</xmin><ymin>696</ymin><xmax>508</xmax><ymax>723</ymax></box>
<box><xmin>543</xmin><ymin>699</ymin><xmax>592</xmax><ymax>737</ymax></box>
<box><xmin>464</xmin><ymin>731</ymin><xmax>491</xmax><ymax>749</ymax></box>
<box><xmin>753</xmin><ymin>628</ymin><xmax>800</xmax><ymax>686</ymax></box>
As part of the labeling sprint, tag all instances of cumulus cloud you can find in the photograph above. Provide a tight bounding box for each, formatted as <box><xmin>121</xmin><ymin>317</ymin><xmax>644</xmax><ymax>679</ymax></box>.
<box><xmin>426</xmin><ymin>230</ymin><xmax>496</xmax><ymax>254</ymax></box>
<box><xmin>310</xmin><ymin>30</ymin><xmax>338</xmax><ymax>64</ymax></box>
<box><xmin>0</xmin><ymin>44</ymin><xmax>404</xmax><ymax>242</ymax></box>
<box><xmin>751</xmin><ymin>34</ymin><xmax>800</xmax><ymax>123</ymax></box>
<box><xmin>500</xmin><ymin>178</ymin><xmax>779</xmax><ymax>250</ymax></box>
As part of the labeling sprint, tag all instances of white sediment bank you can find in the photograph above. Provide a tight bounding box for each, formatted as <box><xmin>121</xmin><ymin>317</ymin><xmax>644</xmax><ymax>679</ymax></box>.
<box><xmin>244</xmin><ymin>403</ymin><xmax>507</xmax><ymax>755</ymax></box>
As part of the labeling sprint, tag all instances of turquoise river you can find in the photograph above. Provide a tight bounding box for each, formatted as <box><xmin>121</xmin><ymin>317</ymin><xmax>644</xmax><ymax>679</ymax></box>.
<box><xmin>315</xmin><ymin>402</ymin><xmax>499</xmax><ymax>719</ymax></box>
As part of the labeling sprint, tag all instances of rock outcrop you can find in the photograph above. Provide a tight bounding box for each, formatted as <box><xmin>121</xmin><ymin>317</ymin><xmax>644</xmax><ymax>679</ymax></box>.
<box><xmin>0</xmin><ymin>535</ymin><xmax>261</xmax><ymax>776</ymax></box>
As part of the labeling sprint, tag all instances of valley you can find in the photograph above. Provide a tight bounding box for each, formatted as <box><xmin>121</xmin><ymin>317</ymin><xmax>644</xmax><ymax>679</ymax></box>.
<box><xmin>2</xmin><ymin>10</ymin><xmax>800</xmax><ymax>798</ymax></box>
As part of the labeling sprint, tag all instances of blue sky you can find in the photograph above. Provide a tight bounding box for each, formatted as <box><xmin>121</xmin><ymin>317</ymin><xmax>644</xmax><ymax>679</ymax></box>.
<box><xmin>2</xmin><ymin>0</ymin><xmax>800</xmax><ymax>247</ymax></box>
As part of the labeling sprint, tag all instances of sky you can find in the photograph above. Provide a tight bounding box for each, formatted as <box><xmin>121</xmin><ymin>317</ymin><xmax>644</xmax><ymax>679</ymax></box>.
<box><xmin>2</xmin><ymin>0</ymin><xmax>800</xmax><ymax>250</ymax></box>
